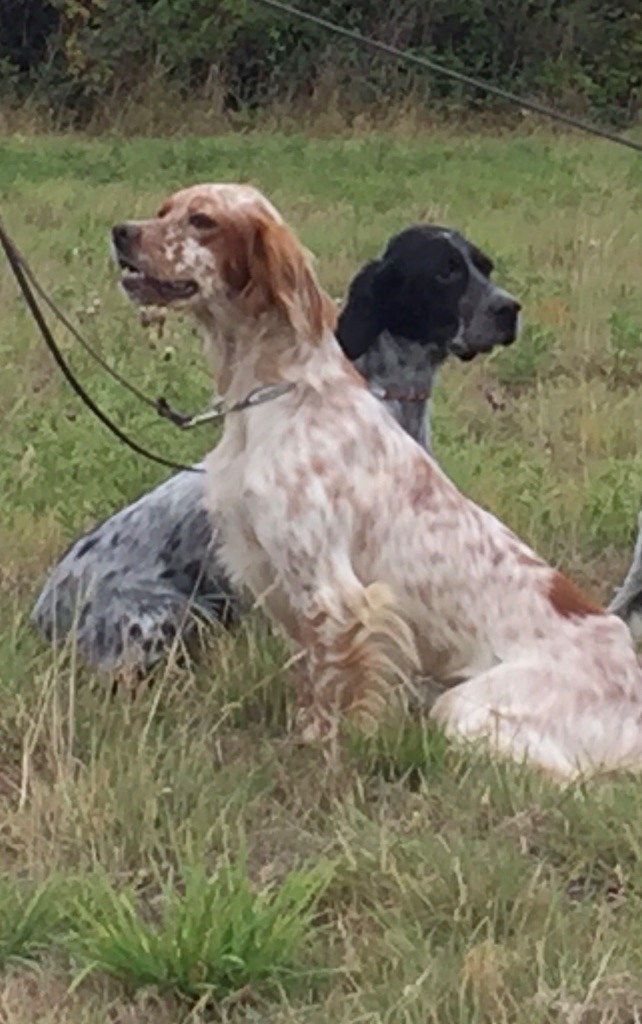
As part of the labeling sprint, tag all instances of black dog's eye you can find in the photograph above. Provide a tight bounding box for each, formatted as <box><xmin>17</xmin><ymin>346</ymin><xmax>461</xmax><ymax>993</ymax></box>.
<box><xmin>189</xmin><ymin>212</ymin><xmax>217</xmax><ymax>231</ymax></box>
<box><xmin>436</xmin><ymin>255</ymin><xmax>463</xmax><ymax>285</ymax></box>
<box><xmin>472</xmin><ymin>252</ymin><xmax>494</xmax><ymax>277</ymax></box>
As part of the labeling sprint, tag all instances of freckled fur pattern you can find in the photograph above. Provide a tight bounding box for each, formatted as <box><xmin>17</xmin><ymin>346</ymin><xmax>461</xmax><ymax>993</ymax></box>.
<box><xmin>31</xmin><ymin>466</ymin><xmax>241</xmax><ymax>673</ymax></box>
<box><xmin>109</xmin><ymin>181</ymin><xmax>642</xmax><ymax>780</ymax></box>
<box><xmin>34</xmin><ymin>219</ymin><xmax>515</xmax><ymax>676</ymax></box>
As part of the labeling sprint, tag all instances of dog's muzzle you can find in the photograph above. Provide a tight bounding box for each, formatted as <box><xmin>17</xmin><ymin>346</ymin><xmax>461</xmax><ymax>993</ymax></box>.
<box><xmin>111</xmin><ymin>222</ymin><xmax>198</xmax><ymax>305</ymax></box>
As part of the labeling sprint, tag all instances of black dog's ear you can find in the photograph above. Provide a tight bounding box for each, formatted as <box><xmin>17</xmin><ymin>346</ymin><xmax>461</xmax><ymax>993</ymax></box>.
<box><xmin>336</xmin><ymin>260</ymin><xmax>383</xmax><ymax>361</ymax></box>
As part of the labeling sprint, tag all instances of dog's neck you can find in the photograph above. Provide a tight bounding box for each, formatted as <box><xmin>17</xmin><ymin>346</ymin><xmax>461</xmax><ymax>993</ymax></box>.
<box><xmin>353</xmin><ymin>331</ymin><xmax>445</xmax><ymax>453</ymax></box>
<box><xmin>197</xmin><ymin>309</ymin><xmax>295</xmax><ymax>401</ymax></box>
<box><xmin>199</xmin><ymin>316</ymin><xmax>438</xmax><ymax>454</ymax></box>
<box><xmin>198</xmin><ymin>309</ymin><xmax>347</xmax><ymax>405</ymax></box>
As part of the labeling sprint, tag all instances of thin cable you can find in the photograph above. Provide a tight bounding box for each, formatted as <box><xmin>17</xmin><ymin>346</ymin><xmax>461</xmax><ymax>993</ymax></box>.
<box><xmin>253</xmin><ymin>0</ymin><xmax>642</xmax><ymax>155</ymax></box>
<box><xmin>0</xmin><ymin>223</ymin><xmax>204</xmax><ymax>474</ymax></box>
<box><xmin>0</xmin><ymin>220</ymin><xmax>200</xmax><ymax>429</ymax></box>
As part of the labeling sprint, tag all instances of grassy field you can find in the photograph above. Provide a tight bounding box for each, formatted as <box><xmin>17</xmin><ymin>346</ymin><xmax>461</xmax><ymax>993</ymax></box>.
<box><xmin>1</xmin><ymin>126</ymin><xmax>642</xmax><ymax>1022</ymax></box>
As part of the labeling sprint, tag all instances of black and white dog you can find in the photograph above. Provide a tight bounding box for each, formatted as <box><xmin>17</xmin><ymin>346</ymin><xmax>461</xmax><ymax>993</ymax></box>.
<box><xmin>32</xmin><ymin>224</ymin><xmax>520</xmax><ymax>675</ymax></box>
<box><xmin>610</xmin><ymin>516</ymin><xmax>642</xmax><ymax>638</ymax></box>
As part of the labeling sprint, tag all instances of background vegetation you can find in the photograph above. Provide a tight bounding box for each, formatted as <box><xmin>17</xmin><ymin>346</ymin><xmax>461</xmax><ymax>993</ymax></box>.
<box><xmin>1</xmin><ymin>0</ymin><xmax>641</xmax><ymax>129</ymax></box>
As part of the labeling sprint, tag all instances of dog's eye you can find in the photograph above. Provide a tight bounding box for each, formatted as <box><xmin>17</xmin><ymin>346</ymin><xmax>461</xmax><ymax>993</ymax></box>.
<box><xmin>468</xmin><ymin>245</ymin><xmax>494</xmax><ymax>277</ymax></box>
<box><xmin>473</xmin><ymin>254</ymin><xmax>494</xmax><ymax>277</ymax></box>
<box><xmin>436</xmin><ymin>256</ymin><xmax>463</xmax><ymax>285</ymax></box>
<box><xmin>189</xmin><ymin>212</ymin><xmax>217</xmax><ymax>231</ymax></box>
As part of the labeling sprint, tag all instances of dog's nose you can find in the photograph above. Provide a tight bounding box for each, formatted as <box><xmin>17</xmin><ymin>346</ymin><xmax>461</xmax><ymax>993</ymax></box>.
<box><xmin>112</xmin><ymin>222</ymin><xmax>141</xmax><ymax>249</ymax></box>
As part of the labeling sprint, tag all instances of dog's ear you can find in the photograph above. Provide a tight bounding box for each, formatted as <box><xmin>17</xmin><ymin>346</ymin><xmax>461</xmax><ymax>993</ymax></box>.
<box><xmin>223</xmin><ymin>212</ymin><xmax>336</xmax><ymax>340</ymax></box>
<box><xmin>336</xmin><ymin>260</ymin><xmax>384</xmax><ymax>361</ymax></box>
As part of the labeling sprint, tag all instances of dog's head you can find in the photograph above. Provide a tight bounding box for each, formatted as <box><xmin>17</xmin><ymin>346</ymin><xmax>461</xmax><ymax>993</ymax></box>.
<box><xmin>337</xmin><ymin>224</ymin><xmax>520</xmax><ymax>363</ymax></box>
<box><xmin>111</xmin><ymin>183</ymin><xmax>335</xmax><ymax>341</ymax></box>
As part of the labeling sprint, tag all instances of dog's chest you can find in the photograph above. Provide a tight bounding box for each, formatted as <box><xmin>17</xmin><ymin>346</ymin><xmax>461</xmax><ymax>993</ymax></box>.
<box><xmin>204</xmin><ymin>419</ymin><xmax>246</xmax><ymax>507</ymax></box>
<box><xmin>203</xmin><ymin>419</ymin><xmax>275</xmax><ymax>592</ymax></box>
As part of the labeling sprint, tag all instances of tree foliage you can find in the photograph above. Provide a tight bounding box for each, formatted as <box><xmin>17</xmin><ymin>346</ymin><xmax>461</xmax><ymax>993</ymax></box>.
<box><xmin>1</xmin><ymin>0</ymin><xmax>640</xmax><ymax>125</ymax></box>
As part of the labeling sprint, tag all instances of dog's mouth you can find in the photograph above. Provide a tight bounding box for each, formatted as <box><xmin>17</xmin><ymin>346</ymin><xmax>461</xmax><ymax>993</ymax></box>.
<box><xmin>450</xmin><ymin>309</ymin><xmax>520</xmax><ymax>362</ymax></box>
<box><xmin>449</xmin><ymin>334</ymin><xmax>491</xmax><ymax>362</ymax></box>
<box><xmin>452</xmin><ymin>333</ymin><xmax>516</xmax><ymax>362</ymax></box>
<box><xmin>116</xmin><ymin>254</ymin><xmax>198</xmax><ymax>306</ymax></box>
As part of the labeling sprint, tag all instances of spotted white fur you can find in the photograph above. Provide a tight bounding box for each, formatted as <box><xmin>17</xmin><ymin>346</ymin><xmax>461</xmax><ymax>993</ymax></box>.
<box><xmin>37</xmin><ymin>218</ymin><xmax>516</xmax><ymax>675</ymax></box>
<box><xmin>105</xmin><ymin>181</ymin><xmax>642</xmax><ymax>781</ymax></box>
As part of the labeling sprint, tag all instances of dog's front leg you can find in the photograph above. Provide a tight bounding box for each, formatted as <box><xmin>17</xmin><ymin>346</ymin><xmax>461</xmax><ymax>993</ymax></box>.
<box><xmin>238</xmin><ymin>479</ymin><xmax>419</xmax><ymax>741</ymax></box>
<box><xmin>293</xmin><ymin>578</ymin><xmax>418</xmax><ymax>742</ymax></box>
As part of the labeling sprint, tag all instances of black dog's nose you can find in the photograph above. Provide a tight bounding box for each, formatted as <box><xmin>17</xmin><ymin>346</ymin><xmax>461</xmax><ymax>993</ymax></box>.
<box><xmin>112</xmin><ymin>222</ymin><xmax>141</xmax><ymax>249</ymax></box>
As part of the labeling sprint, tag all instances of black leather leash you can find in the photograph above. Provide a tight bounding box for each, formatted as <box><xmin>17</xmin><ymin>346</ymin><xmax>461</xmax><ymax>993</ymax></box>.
<box><xmin>1</xmin><ymin>220</ymin><xmax>296</xmax><ymax>474</ymax></box>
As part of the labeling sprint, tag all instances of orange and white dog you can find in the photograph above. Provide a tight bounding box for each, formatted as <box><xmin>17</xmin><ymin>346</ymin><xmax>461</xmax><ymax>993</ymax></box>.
<box><xmin>112</xmin><ymin>183</ymin><xmax>642</xmax><ymax>780</ymax></box>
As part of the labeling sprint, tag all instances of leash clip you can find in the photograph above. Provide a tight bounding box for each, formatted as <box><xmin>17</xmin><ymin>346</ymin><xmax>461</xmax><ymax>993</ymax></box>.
<box><xmin>157</xmin><ymin>381</ymin><xmax>296</xmax><ymax>431</ymax></box>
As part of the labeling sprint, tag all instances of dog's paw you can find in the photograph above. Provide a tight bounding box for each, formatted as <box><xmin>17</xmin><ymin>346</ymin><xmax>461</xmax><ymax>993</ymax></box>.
<box><xmin>295</xmin><ymin>705</ymin><xmax>336</xmax><ymax>744</ymax></box>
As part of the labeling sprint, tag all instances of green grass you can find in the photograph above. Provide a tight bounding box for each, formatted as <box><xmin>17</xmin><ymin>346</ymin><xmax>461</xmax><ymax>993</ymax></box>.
<box><xmin>0</xmin><ymin>875</ymin><xmax>66</xmax><ymax>969</ymax></box>
<box><xmin>0</xmin><ymin>124</ymin><xmax>642</xmax><ymax>1021</ymax></box>
<box><xmin>68</xmin><ymin>859</ymin><xmax>334</xmax><ymax>1002</ymax></box>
